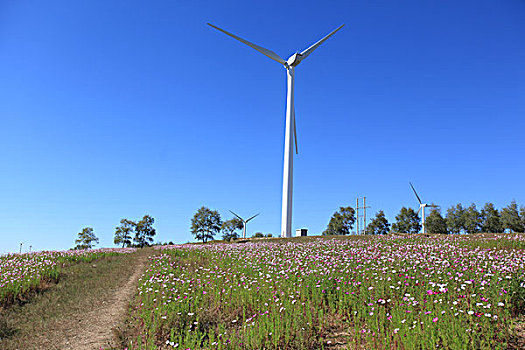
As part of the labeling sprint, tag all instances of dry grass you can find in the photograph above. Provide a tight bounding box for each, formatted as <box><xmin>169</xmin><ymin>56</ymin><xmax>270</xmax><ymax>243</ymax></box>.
<box><xmin>508</xmin><ymin>316</ymin><xmax>525</xmax><ymax>350</ymax></box>
<box><xmin>0</xmin><ymin>249</ymin><xmax>150</xmax><ymax>349</ymax></box>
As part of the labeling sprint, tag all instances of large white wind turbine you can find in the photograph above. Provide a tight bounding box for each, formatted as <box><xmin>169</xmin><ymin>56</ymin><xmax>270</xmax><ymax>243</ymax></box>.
<box><xmin>410</xmin><ymin>182</ymin><xmax>438</xmax><ymax>234</ymax></box>
<box><xmin>208</xmin><ymin>23</ymin><xmax>344</xmax><ymax>238</ymax></box>
<box><xmin>229</xmin><ymin>210</ymin><xmax>260</xmax><ymax>239</ymax></box>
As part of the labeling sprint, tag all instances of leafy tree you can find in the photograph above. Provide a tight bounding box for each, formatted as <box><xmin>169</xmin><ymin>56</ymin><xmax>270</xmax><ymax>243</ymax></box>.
<box><xmin>365</xmin><ymin>210</ymin><xmax>390</xmax><ymax>235</ymax></box>
<box><xmin>501</xmin><ymin>200</ymin><xmax>524</xmax><ymax>233</ymax></box>
<box><xmin>425</xmin><ymin>209</ymin><xmax>448</xmax><ymax>234</ymax></box>
<box><xmin>221</xmin><ymin>218</ymin><xmax>243</xmax><ymax>241</ymax></box>
<box><xmin>446</xmin><ymin>204</ymin><xmax>465</xmax><ymax>234</ymax></box>
<box><xmin>480</xmin><ymin>203</ymin><xmax>503</xmax><ymax>233</ymax></box>
<box><xmin>521</xmin><ymin>206</ymin><xmax>525</xmax><ymax>231</ymax></box>
<box><xmin>191</xmin><ymin>207</ymin><xmax>222</xmax><ymax>243</ymax></box>
<box><xmin>74</xmin><ymin>227</ymin><xmax>99</xmax><ymax>250</ymax></box>
<box><xmin>114</xmin><ymin>219</ymin><xmax>135</xmax><ymax>247</ymax></box>
<box><xmin>253</xmin><ymin>232</ymin><xmax>264</xmax><ymax>238</ymax></box>
<box><xmin>392</xmin><ymin>207</ymin><xmax>421</xmax><ymax>234</ymax></box>
<box><xmin>323</xmin><ymin>206</ymin><xmax>356</xmax><ymax>235</ymax></box>
<box><xmin>462</xmin><ymin>203</ymin><xmax>482</xmax><ymax>234</ymax></box>
<box><xmin>134</xmin><ymin>215</ymin><xmax>156</xmax><ymax>248</ymax></box>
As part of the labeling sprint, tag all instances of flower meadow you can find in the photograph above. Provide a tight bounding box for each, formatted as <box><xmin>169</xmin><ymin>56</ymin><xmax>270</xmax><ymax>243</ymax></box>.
<box><xmin>128</xmin><ymin>235</ymin><xmax>525</xmax><ymax>350</ymax></box>
<box><xmin>0</xmin><ymin>248</ymin><xmax>136</xmax><ymax>305</ymax></box>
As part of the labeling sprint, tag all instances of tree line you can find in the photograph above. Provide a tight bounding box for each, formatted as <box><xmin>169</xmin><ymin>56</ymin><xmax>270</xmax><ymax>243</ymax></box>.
<box><xmin>73</xmin><ymin>200</ymin><xmax>524</xmax><ymax>249</ymax></box>
<box><xmin>73</xmin><ymin>206</ymin><xmax>268</xmax><ymax>249</ymax></box>
<box><xmin>323</xmin><ymin>200</ymin><xmax>525</xmax><ymax>235</ymax></box>
<box><xmin>73</xmin><ymin>214</ymin><xmax>157</xmax><ymax>249</ymax></box>
<box><xmin>190</xmin><ymin>206</ymin><xmax>271</xmax><ymax>243</ymax></box>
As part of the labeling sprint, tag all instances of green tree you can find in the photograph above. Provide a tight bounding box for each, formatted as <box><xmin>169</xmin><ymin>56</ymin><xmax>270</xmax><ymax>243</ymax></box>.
<box><xmin>134</xmin><ymin>215</ymin><xmax>156</xmax><ymax>248</ymax></box>
<box><xmin>253</xmin><ymin>232</ymin><xmax>264</xmax><ymax>238</ymax></box>
<box><xmin>480</xmin><ymin>203</ymin><xmax>503</xmax><ymax>233</ymax></box>
<box><xmin>520</xmin><ymin>206</ymin><xmax>525</xmax><ymax>231</ymax></box>
<box><xmin>74</xmin><ymin>227</ymin><xmax>99</xmax><ymax>250</ymax></box>
<box><xmin>425</xmin><ymin>209</ymin><xmax>448</xmax><ymax>234</ymax></box>
<box><xmin>462</xmin><ymin>203</ymin><xmax>482</xmax><ymax>234</ymax></box>
<box><xmin>365</xmin><ymin>210</ymin><xmax>390</xmax><ymax>235</ymax></box>
<box><xmin>323</xmin><ymin>206</ymin><xmax>356</xmax><ymax>235</ymax></box>
<box><xmin>501</xmin><ymin>200</ymin><xmax>524</xmax><ymax>233</ymax></box>
<box><xmin>191</xmin><ymin>207</ymin><xmax>222</xmax><ymax>243</ymax></box>
<box><xmin>446</xmin><ymin>204</ymin><xmax>465</xmax><ymax>234</ymax></box>
<box><xmin>392</xmin><ymin>207</ymin><xmax>421</xmax><ymax>234</ymax></box>
<box><xmin>221</xmin><ymin>218</ymin><xmax>243</xmax><ymax>241</ymax></box>
<box><xmin>114</xmin><ymin>219</ymin><xmax>135</xmax><ymax>247</ymax></box>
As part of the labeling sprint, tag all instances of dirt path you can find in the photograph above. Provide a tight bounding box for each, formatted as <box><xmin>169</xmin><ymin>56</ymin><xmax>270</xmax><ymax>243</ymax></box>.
<box><xmin>60</xmin><ymin>254</ymin><xmax>147</xmax><ymax>350</ymax></box>
<box><xmin>1</xmin><ymin>250</ymin><xmax>152</xmax><ymax>350</ymax></box>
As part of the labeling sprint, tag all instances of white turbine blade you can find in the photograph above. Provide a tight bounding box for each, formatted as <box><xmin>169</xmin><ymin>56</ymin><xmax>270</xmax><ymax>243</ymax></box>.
<box><xmin>293</xmin><ymin>105</ymin><xmax>298</xmax><ymax>155</ymax></box>
<box><xmin>417</xmin><ymin>206</ymin><xmax>422</xmax><ymax>216</ymax></box>
<box><xmin>207</xmin><ymin>23</ymin><xmax>286</xmax><ymax>65</ymax></box>
<box><xmin>409</xmin><ymin>182</ymin><xmax>422</xmax><ymax>205</ymax></box>
<box><xmin>300</xmin><ymin>24</ymin><xmax>345</xmax><ymax>60</ymax></box>
<box><xmin>246</xmin><ymin>213</ymin><xmax>260</xmax><ymax>223</ymax></box>
<box><xmin>229</xmin><ymin>210</ymin><xmax>244</xmax><ymax>221</ymax></box>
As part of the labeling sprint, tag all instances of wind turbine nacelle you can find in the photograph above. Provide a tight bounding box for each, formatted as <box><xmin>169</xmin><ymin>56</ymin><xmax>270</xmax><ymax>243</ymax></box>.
<box><xmin>287</xmin><ymin>53</ymin><xmax>303</xmax><ymax>67</ymax></box>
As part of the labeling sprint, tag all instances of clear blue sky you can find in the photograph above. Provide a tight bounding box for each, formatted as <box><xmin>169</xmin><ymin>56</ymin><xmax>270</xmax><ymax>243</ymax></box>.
<box><xmin>1</xmin><ymin>0</ymin><xmax>524</xmax><ymax>253</ymax></box>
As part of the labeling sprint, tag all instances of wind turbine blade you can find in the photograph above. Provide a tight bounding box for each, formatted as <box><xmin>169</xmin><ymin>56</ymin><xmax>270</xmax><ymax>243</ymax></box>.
<box><xmin>409</xmin><ymin>182</ymin><xmax>422</xmax><ymax>205</ymax></box>
<box><xmin>416</xmin><ymin>206</ymin><xmax>422</xmax><ymax>216</ymax></box>
<box><xmin>229</xmin><ymin>210</ymin><xmax>243</xmax><ymax>221</ymax></box>
<box><xmin>293</xmin><ymin>105</ymin><xmax>298</xmax><ymax>155</ymax></box>
<box><xmin>246</xmin><ymin>213</ymin><xmax>260</xmax><ymax>223</ymax></box>
<box><xmin>207</xmin><ymin>23</ymin><xmax>286</xmax><ymax>65</ymax></box>
<box><xmin>300</xmin><ymin>24</ymin><xmax>345</xmax><ymax>60</ymax></box>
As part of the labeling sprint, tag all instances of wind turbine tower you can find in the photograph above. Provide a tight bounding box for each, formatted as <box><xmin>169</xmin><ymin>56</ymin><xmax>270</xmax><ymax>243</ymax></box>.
<box><xmin>208</xmin><ymin>23</ymin><xmax>344</xmax><ymax>238</ymax></box>
<box><xmin>409</xmin><ymin>182</ymin><xmax>438</xmax><ymax>234</ymax></box>
<box><xmin>230</xmin><ymin>210</ymin><xmax>260</xmax><ymax>239</ymax></box>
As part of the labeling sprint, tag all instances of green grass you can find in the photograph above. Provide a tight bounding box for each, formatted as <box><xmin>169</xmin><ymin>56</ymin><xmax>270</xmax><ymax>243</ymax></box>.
<box><xmin>123</xmin><ymin>235</ymin><xmax>525</xmax><ymax>349</ymax></box>
<box><xmin>0</xmin><ymin>248</ymin><xmax>136</xmax><ymax>307</ymax></box>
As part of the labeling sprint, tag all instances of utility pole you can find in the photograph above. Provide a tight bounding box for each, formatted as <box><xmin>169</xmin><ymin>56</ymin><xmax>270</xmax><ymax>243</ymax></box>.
<box><xmin>356</xmin><ymin>197</ymin><xmax>359</xmax><ymax>235</ymax></box>
<box><xmin>19</xmin><ymin>243</ymin><xmax>23</xmax><ymax>254</ymax></box>
<box><xmin>356</xmin><ymin>197</ymin><xmax>371</xmax><ymax>235</ymax></box>
<box><xmin>364</xmin><ymin>197</ymin><xmax>368</xmax><ymax>234</ymax></box>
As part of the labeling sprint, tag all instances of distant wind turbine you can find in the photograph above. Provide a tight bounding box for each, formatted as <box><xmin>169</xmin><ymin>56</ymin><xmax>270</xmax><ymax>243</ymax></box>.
<box><xmin>229</xmin><ymin>210</ymin><xmax>260</xmax><ymax>239</ymax></box>
<box><xmin>208</xmin><ymin>23</ymin><xmax>344</xmax><ymax>238</ymax></box>
<box><xmin>410</xmin><ymin>182</ymin><xmax>438</xmax><ymax>234</ymax></box>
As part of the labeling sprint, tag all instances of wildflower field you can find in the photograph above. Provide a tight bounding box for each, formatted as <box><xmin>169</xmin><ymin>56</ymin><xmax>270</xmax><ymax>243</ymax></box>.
<box><xmin>127</xmin><ymin>235</ymin><xmax>525</xmax><ymax>349</ymax></box>
<box><xmin>0</xmin><ymin>248</ymin><xmax>136</xmax><ymax>305</ymax></box>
